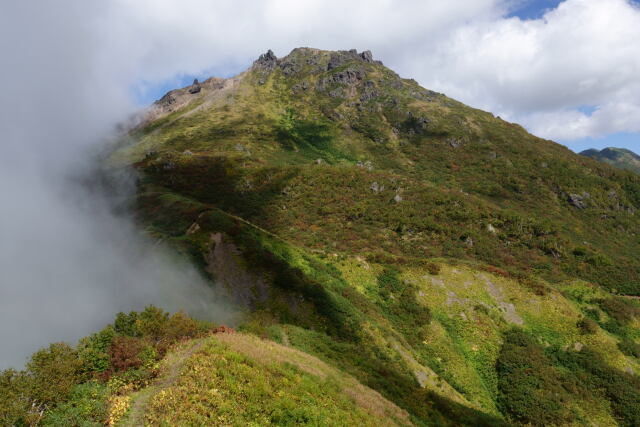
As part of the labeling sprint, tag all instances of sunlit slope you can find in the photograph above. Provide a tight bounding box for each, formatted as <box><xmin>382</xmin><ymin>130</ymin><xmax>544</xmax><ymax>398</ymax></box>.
<box><xmin>116</xmin><ymin>47</ymin><xmax>640</xmax><ymax>295</ymax></box>
<box><xmin>119</xmin><ymin>333</ymin><xmax>413</xmax><ymax>426</ymax></box>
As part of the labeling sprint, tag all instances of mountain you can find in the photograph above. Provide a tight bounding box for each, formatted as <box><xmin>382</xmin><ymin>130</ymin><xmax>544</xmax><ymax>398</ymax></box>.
<box><xmin>580</xmin><ymin>147</ymin><xmax>640</xmax><ymax>174</ymax></box>
<box><xmin>3</xmin><ymin>48</ymin><xmax>640</xmax><ymax>426</ymax></box>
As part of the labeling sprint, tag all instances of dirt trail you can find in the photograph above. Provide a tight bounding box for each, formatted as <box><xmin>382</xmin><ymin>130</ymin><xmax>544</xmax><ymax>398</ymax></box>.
<box><xmin>120</xmin><ymin>338</ymin><xmax>206</xmax><ymax>427</ymax></box>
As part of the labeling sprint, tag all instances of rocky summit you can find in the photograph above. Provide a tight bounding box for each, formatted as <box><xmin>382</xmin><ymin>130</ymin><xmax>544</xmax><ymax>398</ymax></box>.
<box><xmin>4</xmin><ymin>48</ymin><xmax>640</xmax><ymax>426</ymax></box>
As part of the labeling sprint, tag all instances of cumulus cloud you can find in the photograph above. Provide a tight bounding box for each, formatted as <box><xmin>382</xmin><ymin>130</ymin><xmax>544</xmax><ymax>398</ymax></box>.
<box><xmin>104</xmin><ymin>0</ymin><xmax>640</xmax><ymax>142</ymax></box>
<box><xmin>411</xmin><ymin>0</ymin><xmax>640</xmax><ymax>141</ymax></box>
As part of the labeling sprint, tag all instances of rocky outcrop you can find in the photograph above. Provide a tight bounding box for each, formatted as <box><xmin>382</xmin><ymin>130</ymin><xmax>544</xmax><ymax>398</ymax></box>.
<box><xmin>360</xmin><ymin>50</ymin><xmax>374</xmax><ymax>63</ymax></box>
<box><xmin>156</xmin><ymin>92</ymin><xmax>176</xmax><ymax>107</ymax></box>
<box><xmin>568</xmin><ymin>192</ymin><xmax>590</xmax><ymax>209</ymax></box>
<box><xmin>188</xmin><ymin>78</ymin><xmax>201</xmax><ymax>94</ymax></box>
<box><xmin>253</xmin><ymin>49</ymin><xmax>278</xmax><ymax>70</ymax></box>
<box><xmin>359</xmin><ymin>80</ymin><xmax>379</xmax><ymax>102</ymax></box>
<box><xmin>206</xmin><ymin>232</ymin><xmax>269</xmax><ymax>308</ymax></box>
<box><xmin>321</xmin><ymin>67</ymin><xmax>365</xmax><ymax>86</ymax></box>
<box><xmin>327</xmin><ymin>49</ymin><xmax>381</xmax><ymax>70</ymax></box>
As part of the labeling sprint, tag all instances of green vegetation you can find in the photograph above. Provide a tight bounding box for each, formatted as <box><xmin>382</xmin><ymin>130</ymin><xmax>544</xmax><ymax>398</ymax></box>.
<box><xmin>143</xmin><ymin>334</ymin><xmax>412</xmax><ymax>426</ymax></box>
<box><xmin>106</xmin><ymin>47</ymin><xmax>640</xmax><ymax>425</ymax></box>
<box><xmin>6</xmin><ymin>48</ymin><xmax>639</xmax><ymax>425</ymax></box>
<box><xmin>0</xmin><ymin>307</ymin><xmax>212</xmax><ymax>426</ymax></box>
<box><xmin>581</xmin><ymin>147</ymin><xmax>640</xmax><ymax>174</ymax></box>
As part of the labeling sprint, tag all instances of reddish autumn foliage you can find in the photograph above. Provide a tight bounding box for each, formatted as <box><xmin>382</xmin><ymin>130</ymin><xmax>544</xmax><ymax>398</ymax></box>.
<box><xmin>108</xmin><ymin>336</ymin><xmax>145</xmax><ymax>372</ymax></box>
<box><xmin>213</xmin><ymin>325</ymin><xmax>236</xmax><ymax>334</ymax></box>
<box><xmin>485</xmin><ymin>265</ymin><xmax>510</xmax><ymax>278</ymax></box>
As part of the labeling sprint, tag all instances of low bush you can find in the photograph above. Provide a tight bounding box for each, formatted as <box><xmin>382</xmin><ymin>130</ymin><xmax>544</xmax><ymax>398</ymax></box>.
<box><xmin>109</xmin><ymin>336</ymin><xmax>146</xmax><ymax>372</ymax></box>
<box><xmin>26</xmin><ymin>343</ymin><xmax>82</xmax><ymax>405</ymax></box>
<box><xmin>577</xmin><ymin>317</ymin><xmax>598</xmax><ymax>335</ymax></box>
<box><xmin>618</xmin><ymin>338</ymin><xmax>640</xmax><ymax>358</ymax></box>
<box><xmin>599</xmin><ymin>297</ymin><xmax>640</xmax><ymax>325</ymax></box>
<box><xmin>426</xmin><ymin>262</ymin><xmax>441</xmax><ymax>275</ymax></box>
<box><xmin>549</xmin><ymin>347</ymin><xmax>640</xmax><ymax>427</ymax></box>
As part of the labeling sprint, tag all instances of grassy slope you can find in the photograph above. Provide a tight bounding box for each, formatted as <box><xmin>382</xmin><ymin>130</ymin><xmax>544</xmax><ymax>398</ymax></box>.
<box><xmin>108</xmin><ymin>48</ymin><xmax>640</xmax><ymax>425</ymax></box>
<box><xmin>119</xmin><ymin>333</ymin><xmax>412</xmax><ymax>426</ymax></box>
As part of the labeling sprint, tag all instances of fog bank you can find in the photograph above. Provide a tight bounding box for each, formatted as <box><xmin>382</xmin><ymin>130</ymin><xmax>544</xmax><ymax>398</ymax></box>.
<box><xmin>0</xmin><ymin>2</ymin><xmax>235</xmax><ymax>369</ymax></box>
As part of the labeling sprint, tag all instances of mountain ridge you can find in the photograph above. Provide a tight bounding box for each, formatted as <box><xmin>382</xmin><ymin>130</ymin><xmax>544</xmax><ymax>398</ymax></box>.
<box><xmin>580</xmin><ymin>146</ymin><xmax>640</xmax><ymax>174</ymax></box>
<box><xmin>3</xmin><ymin>47</ymin><xmax>639</xmax><ymax>426</ymax></box>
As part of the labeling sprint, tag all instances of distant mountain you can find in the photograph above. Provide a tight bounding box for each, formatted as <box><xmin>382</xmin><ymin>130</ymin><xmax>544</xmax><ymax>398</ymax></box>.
<box><xmin>581</xmin><ymin>147</ymin><xmax>640</xmax><ymax>173</ymax></box>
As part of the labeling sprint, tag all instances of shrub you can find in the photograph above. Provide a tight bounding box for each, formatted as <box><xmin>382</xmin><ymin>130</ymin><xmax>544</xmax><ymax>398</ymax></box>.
<box><xmin>78</xmin><ymin>326</ymin><xmax>116</xmax><ymax>375</ymax></box>
<box><xmin>549</xmin><ymin>347</ymin><xmax>640</xmax><ymax>427</ymax></box>
<box><xmin>618</xmin><ymin>338</ymin><xmax>640</xmax><ymax>358</ymax></box>
<box><xmin>136</xmin><ymin>305</ymin><xmax>170</xmax><ymax>341</ymax></box>
<box><xmin>165</xmin><ymin>311</ymin><xmax>204</xmax><ymax>341</ymax></box>
<box><xmin>426</xmin><ymin>262</ymin><xmax>441</xmax><ymax>275</ymax></box>
<box><xmin>485</xmin><ymin>265</ymin><xmax>510</xmax><ymax>278</ymax></box>
<box><xmin>26</xmin><ymin>343</ymin><xmax>82</xmax><ymax>405</ymax></box>
<box><xmin>114</xmin><ymin>311</ymin><xmax>140</xmax><ymax>337</ymax></box>
<box><xmin>496</xmin><ymin>329</ymin><xmax>574</xmax><ymax>426</ymax></box>
<box><xmin>577</xmin><ymin>317</ymin><xmax>598</xmax><ymax>334</ymax></box>
<box><xmin>0</xmin><ymin>369</ymin><xmax>30</xmax><ymax>426</ymax></box>
<box><xmin>108</xmin><ymin>336</ymin><xmax>145</xmax><ymax>372</ymax></box>
<box><xmin>599</xmin><ymin>297</ymin><xmax>640</xmax><ymax>325</ymax></box>
<box><xmin>42</xmin><ymin>381</ymin><xmax>109</xmax><ymax>426</ymax></box>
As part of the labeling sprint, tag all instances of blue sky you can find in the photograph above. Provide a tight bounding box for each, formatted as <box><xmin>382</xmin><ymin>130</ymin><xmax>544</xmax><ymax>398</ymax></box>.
<box><xmin>508</xmin><ymin>0</ymin><xmax>567</xmax><ymax>19</ymax></box>
<box><xmin>131</xmin><ymin>0</ymin><xmax>639</xmax><ymax>155</ymax></box>
<box><xmin>507</xmin><ymin>0</ymin><xmax>639</xmax><ymax>153</ymax></box>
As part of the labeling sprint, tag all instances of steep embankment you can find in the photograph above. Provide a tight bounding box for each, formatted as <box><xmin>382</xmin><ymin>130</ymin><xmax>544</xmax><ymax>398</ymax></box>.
<box><xmin>108</xmin><ymin>48</ymin><xmax>640</xmax><ymax>425</ymax></box>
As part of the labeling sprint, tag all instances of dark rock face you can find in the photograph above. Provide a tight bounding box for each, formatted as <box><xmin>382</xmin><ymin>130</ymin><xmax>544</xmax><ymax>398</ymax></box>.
<box><xmin>360</xmin><ymin>50</ymin><xmax>373</xmax><ymax>63</ymax></box>
<box><xmin>360</xmin><ymin>80</ymin><xmax>379</xmax><ymax>102</ymax></box>
<box><xmin>156</xmin><ymin>92</ymin><xmax>176</xmax><ymax>106</ymax></box>
<box><xmin>254</xmin><ymin>49</ymin><xmax>278</xmax><ymax>70</ymax></box>
<box><xmin>321</xmin><ymin>67</ymin><xmax>365</xmax><ymax>86</ymax></box>
<box><xmin>253</xmin><ymin>49</ymin><xmax>278</xmax><ymax>85</ymax></box>
<box><xmin>327</xmin><ymin>49</ymin><xmax>378</xmax><ymax>70</ymax></box>
<box><xmin>279</xmin><ymin>60</ymin><xmax>301</xmax><ymax>77</ymax></box>
<box><xmin>188</xmin><ymin>78</ymin><xmax>201</xmax><ymax>94</ymax></box>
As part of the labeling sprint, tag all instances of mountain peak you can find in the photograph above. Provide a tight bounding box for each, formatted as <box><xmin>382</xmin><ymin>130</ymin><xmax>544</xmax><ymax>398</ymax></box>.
<box><xmin>252</xmin><ymin>47</ymin><xmax>382</xmax><ymax>75</ymax></box>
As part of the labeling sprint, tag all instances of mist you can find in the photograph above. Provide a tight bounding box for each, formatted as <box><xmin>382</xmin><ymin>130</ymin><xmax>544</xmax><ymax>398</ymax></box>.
<box><xmin>0</xmin><ymin>3</ymin><xmax>237</xmax><ymax>369</ymax></box>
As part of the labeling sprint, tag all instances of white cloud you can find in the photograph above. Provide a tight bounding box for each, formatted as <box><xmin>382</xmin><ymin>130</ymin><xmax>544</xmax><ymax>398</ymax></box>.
<box><xmin>90</xmin><ymin>0</ymin><xmax>640</xmax><ymax>142</ymax></box>
<box><xmin>409</xmin><ymin>0</ymin><xmax>640</xmax><ymax>140</ymax></box>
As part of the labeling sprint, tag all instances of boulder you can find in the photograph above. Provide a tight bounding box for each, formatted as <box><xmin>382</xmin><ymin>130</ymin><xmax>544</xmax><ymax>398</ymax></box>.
<box><xmin>188</xmin><ymin>78</ymin><xmax>201</xmax><ymax>94</ymax></box>
<box><xmin>568</xmin><ymin>192</ymin><xmax>590</xmax><ymax>209</ymax></box>
<box><xmin>360</xmin><ymin>50</ymin><xmax>374</xmax><ymax>63</ymax></box>
<box><xmin>448</xmin><ymin>138</ymin><xmax>462</xmax><ymax>148</ymax></box>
